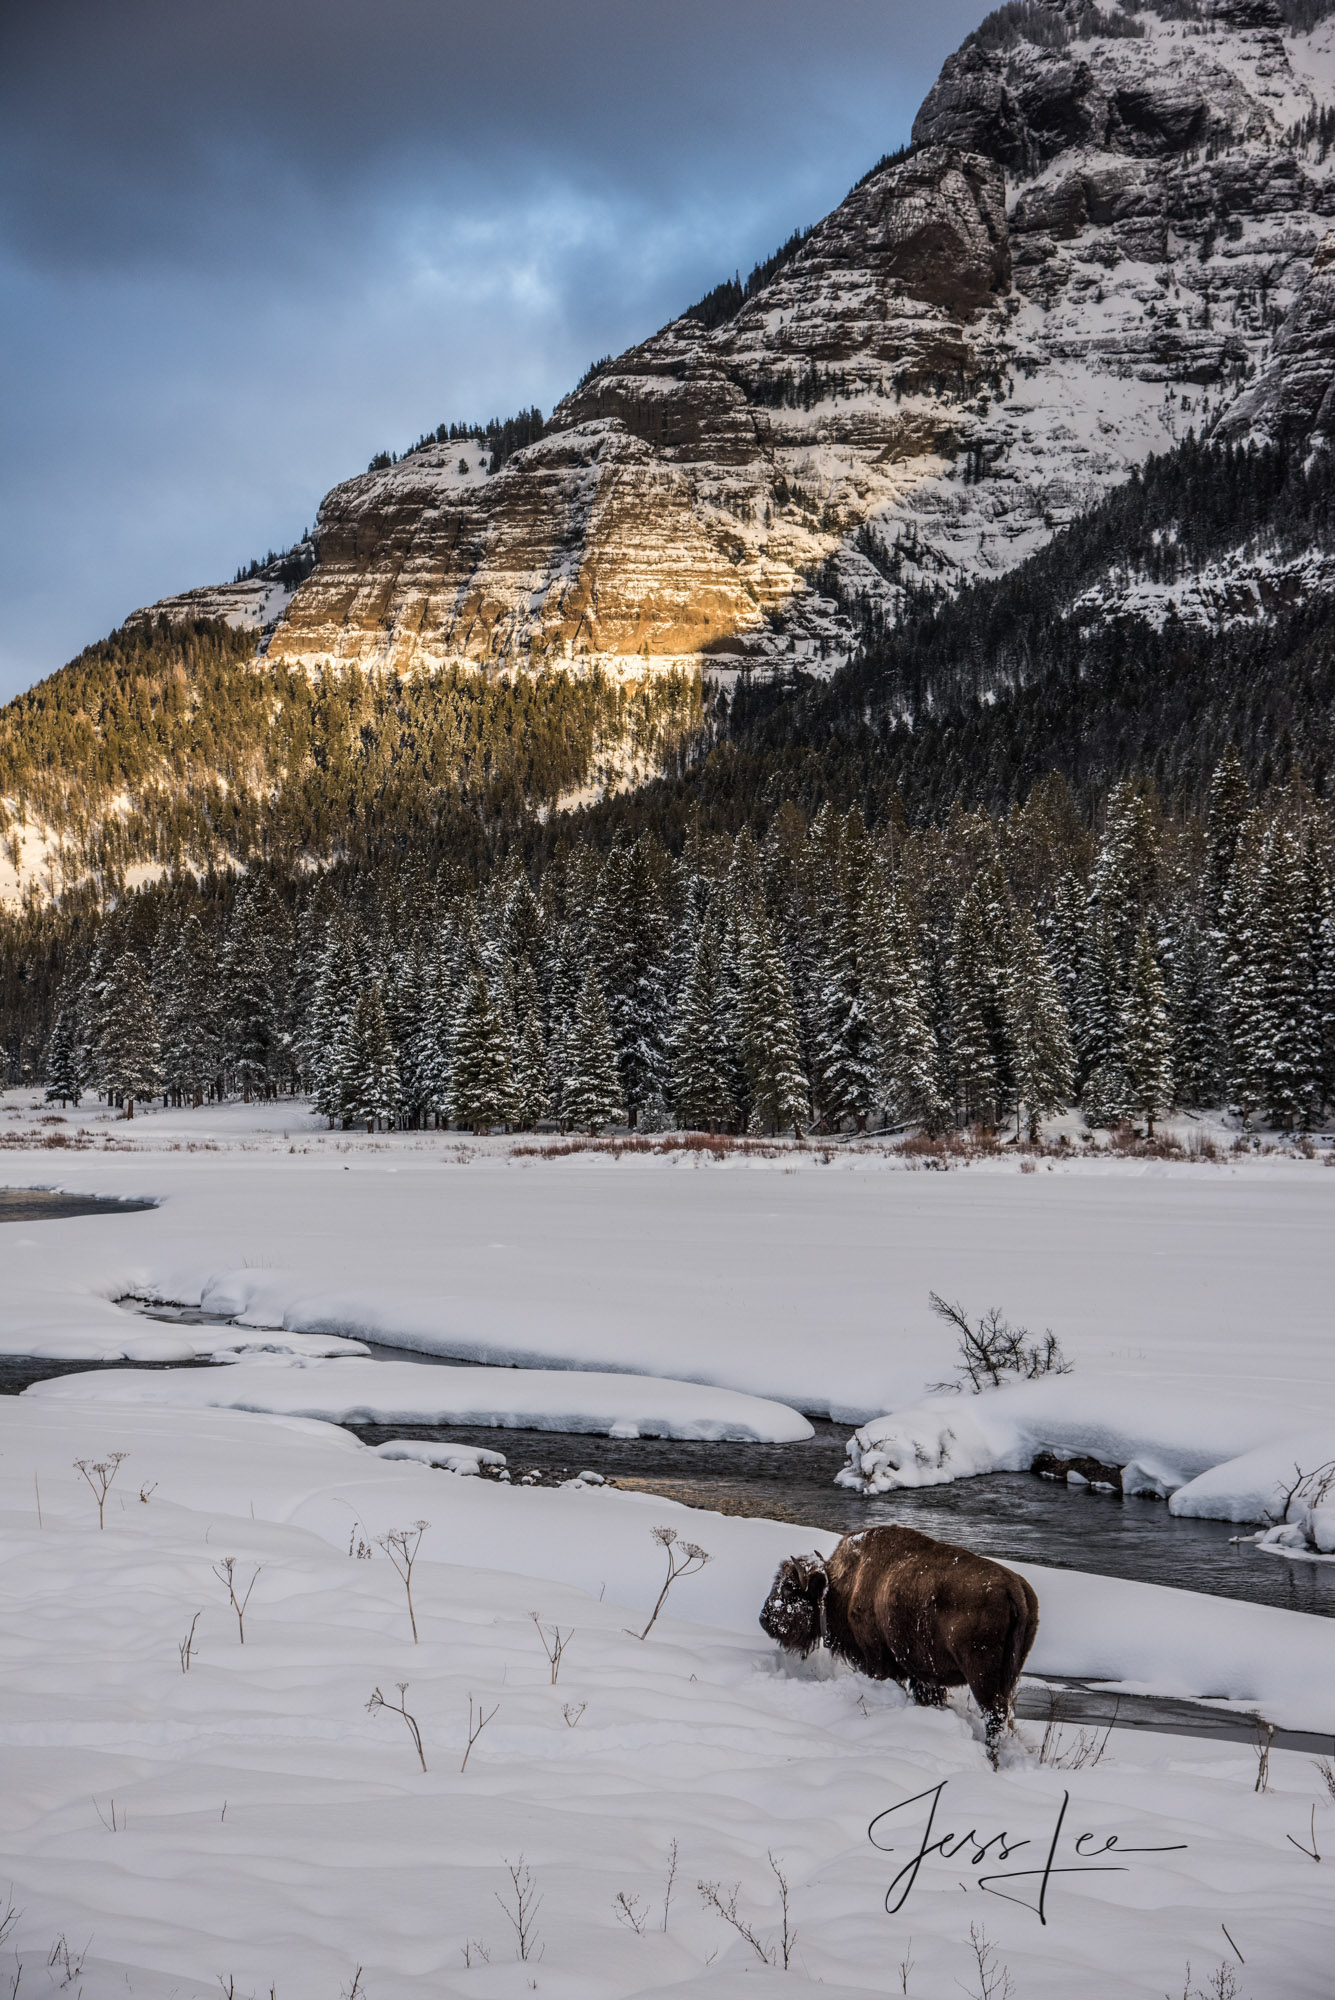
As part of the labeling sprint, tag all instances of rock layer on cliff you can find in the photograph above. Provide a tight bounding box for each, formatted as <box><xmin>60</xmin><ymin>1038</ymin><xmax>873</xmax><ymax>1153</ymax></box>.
<box><xmin>152</xmin><ymin>0</ymin><xmax>1335</xmax><ymax>682</ymax></box>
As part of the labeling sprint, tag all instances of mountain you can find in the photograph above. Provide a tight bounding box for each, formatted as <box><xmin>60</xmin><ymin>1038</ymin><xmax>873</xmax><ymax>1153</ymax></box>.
<box><xmin>167</xmin><ymin>0</ymin><xmax>1335</xmax><ymax>680</ymax></box>
<box><xmin>6</xmin><ymin>0</ymin><xmax>1335</xmax><ymax>914</ymax></box>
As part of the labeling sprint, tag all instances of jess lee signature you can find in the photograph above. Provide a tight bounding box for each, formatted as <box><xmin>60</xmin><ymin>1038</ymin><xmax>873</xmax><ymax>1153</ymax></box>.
<box><xmin>868</xmin><ymin>1781</ymin><xmax>1188</xmax><ymax>1925</ymax></box>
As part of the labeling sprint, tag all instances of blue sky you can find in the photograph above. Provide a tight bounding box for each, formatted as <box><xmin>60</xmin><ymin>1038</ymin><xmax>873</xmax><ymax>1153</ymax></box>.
<box><xmin>0</xmin><ymin>0</ymin><xmax>991</xmax><ymax>703</ymax></box>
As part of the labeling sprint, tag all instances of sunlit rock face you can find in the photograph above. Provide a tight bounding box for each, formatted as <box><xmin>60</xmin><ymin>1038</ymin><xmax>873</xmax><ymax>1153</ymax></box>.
<box><xmin>239</xmin><ymin>0</ymin><xmax>1335</xmax><ymax>677</ymax></box>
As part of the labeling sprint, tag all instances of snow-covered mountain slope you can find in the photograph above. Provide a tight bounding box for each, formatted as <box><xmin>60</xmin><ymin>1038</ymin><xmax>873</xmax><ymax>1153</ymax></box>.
<box><xmin>223</xmin><ymin>0</ymin><xmax>1335</xmax><ymax>681</ymax></box>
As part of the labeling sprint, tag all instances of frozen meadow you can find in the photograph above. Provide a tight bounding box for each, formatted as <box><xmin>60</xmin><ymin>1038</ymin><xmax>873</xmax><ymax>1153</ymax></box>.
<box><xmin>1</xmin><ymin>1093</ymin><xmax>1333</xmax><ymax>1996</ymax></box>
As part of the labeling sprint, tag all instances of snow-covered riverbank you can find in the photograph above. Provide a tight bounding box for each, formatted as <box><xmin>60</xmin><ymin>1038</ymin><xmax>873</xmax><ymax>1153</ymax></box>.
<box><xmin>1</xmin><ymin>1396</ymin><xmax>1332</xmax><ymax>2000</ymax></box>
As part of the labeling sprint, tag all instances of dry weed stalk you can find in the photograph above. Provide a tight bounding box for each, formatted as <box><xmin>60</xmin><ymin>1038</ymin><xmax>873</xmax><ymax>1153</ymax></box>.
<box><xmin>179</xmin><ymin>1611</ymin><xmax>201</xmax><ymax>1673</ymax></box>
<box><xmin>366</xmin><ymin>1683</ymin><xmax>426</xmax><ymax>1772</ymax></box>
<box><xmin>662</xmin><ymin>1838</ymin><xmax>679</xmax><ymax>1931</ymax></box>
<box><xmin>697</xmin><ymin>1855</ymin><xmax>794</xmax><ymax>1969</ymax></box>
<box><xmin>530</xmin><ymin>1613</ymin><xmax>570</xmax><ymax>1683</ymax></box>
<box><xmin>377</xmin><ymin>1521</ymin><xmax>428</xmax><ymax>1642</ymax></box>
<box><xmin>1315</xmin><ymin>1756</ymin><xmax>1335</xmax><ymax>1801</ymax></box>
<box><xmin>1253</xmin><ymin>1716</ymin><xmax>1274</xmax><ymax>1794</ymax></box>
<box><xmin>633</xmin><ymin>1527</ymin><xmax>712</xmax><ymax>1640</ymax></box>
<box><xmin>461</xmin><ymin>1694</ymin><xmax>500</xmax><ymax>1773</ymax></box>
<box><xmin>561</xmin><ymin>1702</ymin><xmax>586</xmax><ymax>1728</ymax></box>
<box><xmin>212</xmin><ymin>1557</ymin><xmax>262</xmax><ymax>1643</ymax></box>
<box><xmin>73</xmin><ymin>1452</ymin><xmax>127</xmax><ymax>1528</ymax></box>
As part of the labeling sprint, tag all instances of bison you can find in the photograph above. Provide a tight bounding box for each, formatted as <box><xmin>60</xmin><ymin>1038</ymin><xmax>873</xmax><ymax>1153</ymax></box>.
<box><xmin>759</xmin><ymin>1524</ymin><xmax>1039</xmax><ymax>1761</ymax></box>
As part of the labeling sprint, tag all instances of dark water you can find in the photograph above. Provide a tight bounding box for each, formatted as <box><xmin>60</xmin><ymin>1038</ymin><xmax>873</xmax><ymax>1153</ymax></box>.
<box><xmin>0</xmin><ymin>1189</ymin><xmax>156</xmax><ymax>1222</ymax></box>
<box><xmin>349</xmin><ymin>1416</ymin><xmax>1335</xmax><ymax>1621</ymax></box>
<box><xmin>34</xmin><ymin>1297</ymin><xmax>1335</xmax><ymax>1624</ymax></box>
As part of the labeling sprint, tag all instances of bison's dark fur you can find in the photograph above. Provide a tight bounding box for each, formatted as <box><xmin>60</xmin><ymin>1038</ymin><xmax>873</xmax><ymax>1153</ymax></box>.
<box><xmin>759</xmin><ymin>1524</ymin><xmax>1038</xmax><ymax>1760</ymax></box>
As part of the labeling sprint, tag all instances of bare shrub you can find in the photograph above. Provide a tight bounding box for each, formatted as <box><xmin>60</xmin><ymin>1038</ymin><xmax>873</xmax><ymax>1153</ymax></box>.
<box><xmin>494</xmin><ymin>1857</ymin><xmax>542</xmax><ymax>1962</ymax></box>
<box><xmin>612</xmin><ymin>1892</ymin><xmax>647</xmax><ymax>1934</ymax></box>
<box><xmin>47</xmin><ymin>1938</ymin><xmax>87</xmax><ymax>1989</ymax></box>
<box><xmin>1253</xmin><ymin>1716</ymin><xmax>1274</xmax><ymax>1794</ymax></box>
<box><xmin>632</xmin><ymin>1527</ymin><xmax>712</xmax><ymax>1640</ymax></box>
<box><xmin>562</xmin><ymin>1702</ymin><xmax>586</xmax><ymax>1728</ymax></box>
<box><xmin>366</xmin><ymin>1683</ymin><xmax>427</xmax><ymax>1773</ymax></box>
<box><xmin>697</xmin><ymin>1854</ymin><xmax>794</xmax><ymax>1969</ymax></box>
<box><xmin>460</xmin><ymin>1941</ymin><xmax>490</xmax><ymax>1968</ymax></box>
<box><xmin>212</xmin><ymin>1557</ymin><xmax>262</xmax><ymax>1643</ymax></box>
<box><xmin>73</xmin><ymin>1453</ymin><xmax>127</xmax><ymax>1528</ymax></box>
<box><xmin>377</xmin><ymin>1522</ymin><xmax>428</xmax><ymax>1643</ymax></box>
<box><xmin>963</xmin><ymin>1923</ymin><xmax>1013</xmax><ymax>2000</ymax></box>
<box><xmin>1315</xmin><ymin>1756</ymin><xmax>1335</xmax><ymax>1801</ymax></box>
<box><xmin>928</xmin><ymin>1293</ymin><xmax>1069</xmax><ymax>1392</ymax></box>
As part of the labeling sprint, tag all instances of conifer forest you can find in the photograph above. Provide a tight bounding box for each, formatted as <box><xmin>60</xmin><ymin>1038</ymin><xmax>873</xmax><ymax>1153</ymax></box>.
<box><xmin>5</xmin><ymin>435</ymin><xmax>1335</xmax><ymax>1141</ymax></box>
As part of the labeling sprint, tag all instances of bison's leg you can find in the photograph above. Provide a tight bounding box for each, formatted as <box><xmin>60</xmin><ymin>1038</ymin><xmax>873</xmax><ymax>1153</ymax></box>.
<box><xmin>907</xmin><ymin>1678</ymin><xmax>945</xmax><ymax>1708</ymax></box>
<box><xmin>982</xmin><ymin>1702</ymin><xmax>1011</xmax><ymax>1768</ymax></box>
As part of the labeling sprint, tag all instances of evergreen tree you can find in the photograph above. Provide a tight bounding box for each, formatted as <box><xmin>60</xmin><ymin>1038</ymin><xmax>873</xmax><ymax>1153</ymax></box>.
<box><xmin>812</xmin><ymin>812</ymin><xmax>878</xmax><ymax>1131</ymax></box>
<box><xmin>511</xmin><ymin>963</ymin><xmax>550</xmax><ymax>1129</ymax></box>
<box><xmin>96</xmin><ymin>953</ymin><xmax>163</xmax><ymax>1115</ymax></box>
<box><xmin>946</xmin><ymin>889</ymin><xmax>1001</xmax><ymax>1128</ymax></box>
<box><xmin>1167</xmin><ymin>912</ymin><xmax>1221</xmax><ymax>1106</ymax></box>
<box><xmin>448</xmin><ymin>971</ymin><xmax>517</xmax><ymax>1132</ymax></box>
<box><xmin>343</xmin><ymin>984</ymin><xmax>401</xmax><ymax>1131</ymax></box>
<box><xmin>222</xmin><ymin>885</ymin><xmax>278</xmax><ymax>1101</ymax></box>
<box><xmin>860</xmin><ymin>881</ymin><xmax>947</xmax><ymax>1130</ymax></box>
<box><xmin>43</xmin><ymin>989</ymin><xmax>85</xmax><ymax>1105</ymax></box>
<box><xmin>160</xmin><ymin>913</ymin><xmax>222</xmax><ymax>1106</ymax></box>
<box><xmin>737</xmin><ymin>911</ymin><xmax>809</xmax><ymax>1137</ymax></box>
<box><xmin>1254</xmin><ymin>828</ymin><xmax>1320</xmax><ymax>1128</ymax></box>
<box><xmin>562</xmin><ymin>971</ymin><xmax>624</xmax><ymax>1132</ymax></box>
<box><xmin>597</xmin><ymin>835</ymin><xmax>671</xmax><ymax>1124</ymax></box>
<box><xmin>1004</xmin><ymin>911</ymin><xmax>1075</xmax><ymax>1141</ymax></box>
<box><xmin>1203</xmin><ymin>746</ymin><xmax>1250</xmax><ymax>923</ymax></box>
<box><xmin>1217</xmin><ymin>817</ymin><xmax>1268</xmax><ymax>1124</ymax></box>
<box><xmin>1119</xmin><ymin>927</ymin><xmax>1174</xmax><ymax>1134</ymax></box>
<box><xmin>671</xmin><ymin>911</ymin><xmax>737</xmax><ymax>1132</ymax></box>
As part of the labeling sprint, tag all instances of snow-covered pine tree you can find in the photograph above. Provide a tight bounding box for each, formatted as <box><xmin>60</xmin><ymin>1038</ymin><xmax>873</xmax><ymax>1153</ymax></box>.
<box><xmin>811</xmin><ymin>812</ymin><xmax>878</xmax><ymax>1131</ymax></box>
<box><xmin>1090</xmin><ymin>781</ymin><xmax>1164</xmax><ymax>984</ymax></box>
<box><xmin>308</xmin><ymin>912</ymin><xmax>365</xmax><ymax>1125</ymax></box>
<box><xmin>1119</xmin><ymin>926</ymin><xmax>1174</xmax><ymax>1135</ymax></box>
<box><xmin>161</xmin><ymin>913</ymin><xmax>222</xmax><ymax>1106</ymax></box>
<box><xmin>1003</xmin><ymin>911</ymin><xmax>1074</xmax><ymax>1141</ymax></box>
<box><xmin>737</xmin><ymin>909</ymin><xmax>809</xmax><ymax>1138</ymax></box>
<box><xmin>43</xmin><ymin>985</ymin><xmax>86</xmax><ymax>1106</ymax></box>
<box><xmin>670</xmin><ymin>909</ymin><xmax>737</xmax><ymax>1132</ymax></box>
<box><xmin>402</xmin><ymin>944</ymin><xmax>453</xmax><ymax>1127</ymax></box>
<box><xmin>96</xmin><ymin>953</ymin><xmax>164</xmax><ymax>1116</ymax></box>
<box><xmin>859</xmin><ymin>880</ymin><xmax>947</xmax><ymax>1132</ymax></box>
<box><xmin>1216</xmin><ymin>814</ymin><xmax>1268</xmax><ymax>1125</ymax></box>
<box><xmin>1166</xmin><ymin>911</ymin><xmax>1221</xmax><ymax>1106</ymax></box>
<box><xmin>1203</xmin><ymin>745</ymin><xmax>1250</xmax><ymax>925</ymax></box>
<box><xmin>597</xmin><ymin>835</ymin><xmax>670</xmax><ymax>1124</ymax></box>
<box><xmin>562</xmin><ymin>970</ymin><xmax>624</xmax><ymax>1133</ymax></box>
<box><xmin>448</xmin><ymin>970</ymin><xmax>517</xmax><ymax>1132</ymax></box>
<box><xmin>511</xmin><ymin>962</ymin><xmax>549</xmax><ymax>1129</ymax></box>
<box><xmin>1254</xmin><ymin>826</ymin><xmax>1320</xmax><ymax>1128</ymax></box>
<box><xmin>343</xmin><ymin>984</ymin><xmax>401</xmax><ymax>1132</ymax></box>
<box><xmin>221</xmin><ymin>885</ymin><xmax>278</xmax><ymax>1101</ymax></box>
<box><xmin>946</xmin><ymin>888</ymin><xmax>1001</xmax><ymax>1129</ymax></box>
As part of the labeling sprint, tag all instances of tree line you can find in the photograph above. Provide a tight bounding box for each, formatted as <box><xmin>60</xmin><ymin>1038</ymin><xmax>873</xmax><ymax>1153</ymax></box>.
<box><xmin>39</xmin><ymin>750</ymin><xmax>1335</xmax><ymax>1138</ymax></box>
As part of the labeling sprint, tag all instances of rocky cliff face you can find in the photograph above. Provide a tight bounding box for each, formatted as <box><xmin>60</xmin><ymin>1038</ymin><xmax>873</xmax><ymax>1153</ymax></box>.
<box><xmin>182</xmin><ymin>0</ymin><xmax>1335</xmax><ymax>678</ymax></box>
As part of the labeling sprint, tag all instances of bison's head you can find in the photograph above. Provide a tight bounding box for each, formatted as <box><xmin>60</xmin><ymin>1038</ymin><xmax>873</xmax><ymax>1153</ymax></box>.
<box><xmin>759</xmin><ymin>1553</ymin><xmax>828</xmax><ymax>1656</ymax></box>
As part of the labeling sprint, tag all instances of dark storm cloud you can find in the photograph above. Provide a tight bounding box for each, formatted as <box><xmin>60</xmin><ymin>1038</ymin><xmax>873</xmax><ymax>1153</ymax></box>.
<box><xmin>0</xmin><ymin>0</ymin><xmax>991</xmax><ymax>700</ymax></box>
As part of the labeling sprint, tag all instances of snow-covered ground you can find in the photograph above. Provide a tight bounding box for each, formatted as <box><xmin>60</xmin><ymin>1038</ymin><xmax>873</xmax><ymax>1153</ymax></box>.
<box><xmin>1</xmin><ymin>1092</ymin><xmax>1331</xmax><ymax>1524</ymax></box>
<box><xmin>1</xmin><ymin>1397</ymin><xmax>1331</xmax><ymax>2000</ymax></box>
<box><xmin>25</xmin><ymin>1354</ymin><xmax>814</xmax><ymax>1443</ymax></box>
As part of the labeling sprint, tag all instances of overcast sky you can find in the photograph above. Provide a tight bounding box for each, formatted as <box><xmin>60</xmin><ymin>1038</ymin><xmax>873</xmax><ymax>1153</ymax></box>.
<box><xmin>0</xmin><ymin>0</ymin><xmax>991</xmax><ymax>704</ymax></box>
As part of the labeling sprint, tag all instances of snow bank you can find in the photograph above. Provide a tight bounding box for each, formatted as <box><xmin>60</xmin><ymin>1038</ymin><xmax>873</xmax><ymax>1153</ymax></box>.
<box><xmin>371</xmin><ymin>1438</ymin><xmax>507</xmax><ymax>1476</ymax></box>
<box><xmin>23</xmin><ymin>1354</ymin><xmax>815</xmax><ymax>1443</ymax></box>
<box><xmin>3</xmin><ymin>1396</ymin><xmax>1330</xmax><ymax>2000</ymax></box>
<box><xmin>840</xmin><ymin>1377</ymin><xmax>1335</xmax><ymax>1522</ymax></box>
<box><xmin>1169</xmin><ymin>1432</ymin><xmax>1335</xmax><ymax>1524</ymax></box>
